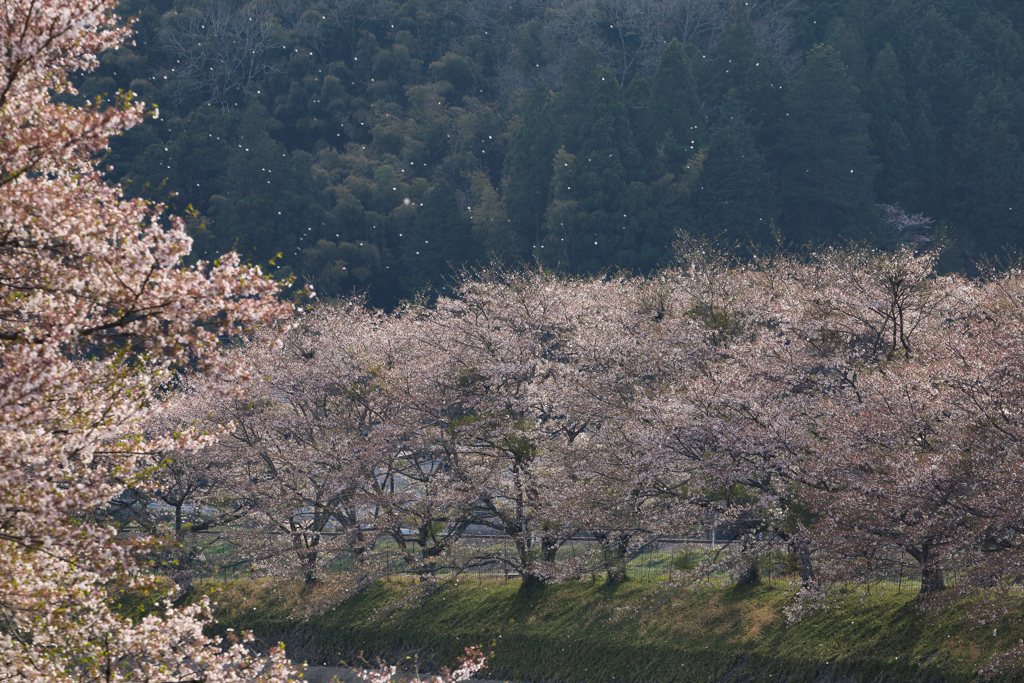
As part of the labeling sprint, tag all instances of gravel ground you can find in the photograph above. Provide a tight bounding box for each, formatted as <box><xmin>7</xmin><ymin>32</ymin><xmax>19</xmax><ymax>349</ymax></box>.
<box><xmin>301</xmin><ymin>667</ymin><xmax>363</xmax><ymax>683</ymax></box>
<box><xmin>301</xmin><ymin>666</ymin><xmax>513</xmax><ymax>683</ymax></box>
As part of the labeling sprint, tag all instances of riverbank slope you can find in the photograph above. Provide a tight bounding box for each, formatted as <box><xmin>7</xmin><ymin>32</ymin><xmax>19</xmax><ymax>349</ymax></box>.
<box><xmin>206</xmin><ymin>578</ymin><xmax>1021</xmax><ymax>683</ymax></box>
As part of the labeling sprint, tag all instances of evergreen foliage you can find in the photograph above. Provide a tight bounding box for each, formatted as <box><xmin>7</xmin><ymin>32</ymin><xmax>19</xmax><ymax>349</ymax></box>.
<box><xmin>502</xmin><ymin>81</ymin><xmax>558</xmax><ymax>259</ymax></box>
<box><xmin>95</xmin><ymin>0</ymin><xmax>1024</xmax><ymax>304</ymax></box>
<box><xmin>696</xmin><ymin>94</ymin><xmax>778</xmax><ymax>253</ymax></box>
<box><xmin>400</xmin><ymin>180</ymin><xmax>476</xmax><ymax>294</ymax></box>
<box><xmin>780</xmin><ymin>44</ymin><xmax>879</xmax><ymax>245</ymax></box>
<box><xmin>641</xmin><ymin>39</ymin><xmax>702</xmax><ymax>169</ymax></box>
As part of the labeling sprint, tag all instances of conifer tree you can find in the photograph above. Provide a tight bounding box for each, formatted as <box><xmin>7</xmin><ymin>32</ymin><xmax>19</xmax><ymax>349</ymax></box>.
<box><xmin>540</xmin><ymin>147</ymin><xmax>580</xmax><ymax>269</ymax></box>
<box><xmin>401</xmin><ymin>181</ymin><xmax>476</xmax><ymax>294</ymax></box>
<box><xmin>696</xmin><ymin>93</ymin><xmax>779</xmax><ymax>253</ymax></box>
<box><xmin>947</xmin><ymin>94</ymin><xmax>1024</xmax><ymax>256</ymax></box>
<box><xmin>781</xmin><ymin>44</ymin><xmax>879</xmax><ymax>245</ymax></box>
<box><xmin>566</xmin><ymin>68</ymin><xmax>644</xmax><ymax>273</ymax></box>
<box><xmin>641</xmin><ymin>39</ymin><xmax>703</xmax><ymax>168</ymax></box>
<box><xmin>865</xmin><ymin>44</ymin><xmax>916</xmax><ymax>206</ymax></box>
<box><xmin>824</xmin><ymin>18</ymin><xmax>869</xmax><ymax>88</ymax></box>
<box><xmin>707</xmin><ymin>0</ymin><xmax>787</xmax><ymax>140</ymax></box>
<box><xmin>623</xmin><ymin>75</ymin><xmax>651</xmax><ymax>131</ymax></box>
<box><xmin>906</xmin><ymin>90</ymin><xmax>941</xmax><ymax>216</ymax></box>
<box><xmin>865</xmin><ymin>43</ymin><xmax>909</xmax><ymax>128</ymax></box>
<box><xmin>638</xmin><ymin>39</ymin><xmax>705</xmax><ymax>253</ymax></box>
<box><xmin>551</xmin><ymin>45</ymin><xmax>609</xmax><ymax>153</ymax></box>
<box><xmin>502</xmin><ymin>82</ymin><xmax>558</xmax><ymax>257</ymax></box>
<box><xmin>710</xmin><ymin>0</ymin><xmax>761</xmax><ymax>105</ymax></box>
<box><xmin>467</xmin><ymin>170</ymin><xmax>518</xmax><ymax>262</ymax></box>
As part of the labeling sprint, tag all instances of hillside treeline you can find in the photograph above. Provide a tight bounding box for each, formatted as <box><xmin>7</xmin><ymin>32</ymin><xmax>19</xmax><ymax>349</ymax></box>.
<box><xmin>97</xmin><ymin>0</ymin><xmax>1024</xmax><ymax>305</ymax></box>
<box><xmin>114</xmin><ymin>247</ymin><xmax>1024</xmax><ymax>648</ymax></box>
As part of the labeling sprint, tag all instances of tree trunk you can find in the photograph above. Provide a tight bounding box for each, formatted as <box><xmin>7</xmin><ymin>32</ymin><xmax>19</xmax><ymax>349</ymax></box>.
<box><xmin>417</xmin><ymin>558</ymin><xmax>437</xmax><ymax>582</ymax></box>
<box><xmin>520</xmin><ymin>572</ymin><xmax>545</xmax><ymax>590</ymax></box>
<box><xmin>301</xmin><ymin>548</ymin><xmax>319</xmax><ymax>586</ymax></box>
<box><xmin>593</xmin><ymin>532</ymin><xmax>632</xmax><ymax>586</ymax></box>
<box><xmin>170</xmin><ymin>502</ymin><xmax>195</xmax><ymax>596</ymax></box>
<box><xmin>906</xmin><ymin>543</ymin><xmax>945</xmax><ymax>594</ymax></box>
<box><xmin>789</xmin><ymin>538</ymin><xmax>815</xmax><ymax>583</ymax></box>
<box><xmin>605</xmin><ymin>562</ymin><xmax>629</xmax><ymax>586</ymax></box>
<box><xmin>175</xmin><ymin>503</ymin><xmax>184</xmax><ymax>541</ymax></box>
<box><xmin>604</xmin><ymin>537</ymin><xmax>630</xmax><ymax>586</ymax></box>
<box><xmin>920</xmin><ymin>566</ymin><xmax>945</xmax><ymax>594</ymax></box>
<box><xmin>736</xmin><ymin>558</ymin><xmax>760</xmax><ymax>587</ymax></box>
<box><xmin>541</xmin><ymin>535</ymin><xmax>560</xmax><ymax>563</ymax></box>
<box><xmin>514</xmin><ymin>534</ymin><xmax>548</xmax><ymax>590</ymax></box>
<box><xmin>293</xmin><ymin>529</ymin><xmax>320</xmax><ymax>586</ymax></box>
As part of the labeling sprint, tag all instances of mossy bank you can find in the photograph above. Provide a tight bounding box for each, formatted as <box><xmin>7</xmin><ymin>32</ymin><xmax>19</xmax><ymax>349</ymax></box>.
<box><xmin>204</xmin><ymin>579</ymin><xmax>1023</xmax><ymax>683</ymax></box>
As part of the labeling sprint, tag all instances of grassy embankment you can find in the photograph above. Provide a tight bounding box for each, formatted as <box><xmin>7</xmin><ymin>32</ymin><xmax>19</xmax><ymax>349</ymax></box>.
<box><xmin>195</xmin><ymin>574</ymin><xmax>1024</xmax><ymax>683</ymax></box>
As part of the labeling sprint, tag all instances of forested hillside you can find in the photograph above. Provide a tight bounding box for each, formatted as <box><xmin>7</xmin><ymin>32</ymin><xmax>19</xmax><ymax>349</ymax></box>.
<box><xmin>96</xmin><ymin>0</ymin><xmax>1024</xmax><ymax>306</ymax></box>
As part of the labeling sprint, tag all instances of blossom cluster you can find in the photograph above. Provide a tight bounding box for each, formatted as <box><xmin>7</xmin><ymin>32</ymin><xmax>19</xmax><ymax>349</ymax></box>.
<box><xmin>0</xmin><ymin>1</ymin><xmax>299</xmax><ymax>680</ymax></box>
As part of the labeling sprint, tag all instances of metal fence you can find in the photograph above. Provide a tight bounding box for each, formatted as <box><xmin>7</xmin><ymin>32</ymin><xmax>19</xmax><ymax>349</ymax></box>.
<box><xmin>369</xmin><ymin>536</ymin><xmax>936</xmax><ymax>593</ymax></box>
<box><xmin>137</xmin><ymin>529</ymin><xmax>941</xmax><ymax>594</ymax></box>
<box><xmin>383</xmin><ymin>536</ymin><xmax>957</xmax><ymax>595</ymax></box>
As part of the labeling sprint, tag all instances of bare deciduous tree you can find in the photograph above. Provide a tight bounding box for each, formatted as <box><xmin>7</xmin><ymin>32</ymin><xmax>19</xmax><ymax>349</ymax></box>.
<box><xmin>748</xmin><ymin>0</ymin><xmax>800</xmax><ymax>71</ymax></box>
<box><xmin>666</xmin><ymin>0</ymin><xmax>730</xmax><ymax>51</ymax></box>
<box><xmin>597</xmin><ymin>0</ymin><xmax>672</xmax><ymax>86</ymax></box>
<box><xmin>161</xmin><ymin>0</ymin><xmax>280</xmax><ymax>108</ymax></box>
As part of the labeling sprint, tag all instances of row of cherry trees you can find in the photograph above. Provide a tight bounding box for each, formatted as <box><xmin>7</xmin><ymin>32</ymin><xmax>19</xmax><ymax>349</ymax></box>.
<box><xmin>160</xmin><ymin>244</ymin><xmax>1024</xmax><ymax>623</ymax></box>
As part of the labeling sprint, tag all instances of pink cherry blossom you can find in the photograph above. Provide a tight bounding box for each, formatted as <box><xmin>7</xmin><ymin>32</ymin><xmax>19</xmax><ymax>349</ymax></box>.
<box><xmin>0</xmin><ymin>1</ymin><xmax>298</xmax><ymax>680</ymax></box>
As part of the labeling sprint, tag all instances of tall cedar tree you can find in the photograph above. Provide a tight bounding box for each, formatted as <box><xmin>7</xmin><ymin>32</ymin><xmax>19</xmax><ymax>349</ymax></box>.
<box><xmin>400</xmin><ymin>181</ymin><xmax>476</xmax><ymax>294</ymax></box>
<box><xmin>863</xmin><ymin>43</ymin><xmax>916</xmax><ymax>208</ymax></box>
<box><xmin>947</xmin><ymin>93</ymin><xmax>1024</xmax><ymax>257</ymax></box>
<box><xmin>640</xmin><ymin>39</ymin><xmax>704</xmax><ymax>259</ymax></box>
<box><xmin>710</xmin><ymin>0</ymin><xmax>762</xmax><ymax>106</ymax></box>
<box><xmin>543</xmin><ymin>67</ymin><xmax>644</xmax><ymax>274</ymax></box>
<box><xmin>502</xmin><ymin>81</ymin><xmax>559</xmax><ymax>258</ymax></box>
<box><xmin>550</xmin><ymin>45</ymin><xmax>608</xmax><ymax>153</ymax></box>
<box><xmin>696</xmin><ymin>92</ymin><xmax>779</xmax><ymax>253</ymax></box>
<box><xmin>540</xmin><ymin>146</ymin><xmax>579</xmax><ymax>269</ymax></box>
<box><xmin>641</xmin><ymin>39</ymin><xmax>703</xmax><ymax>171</ymax></box>
<box><xmin>467</xmin><ymin>170</ymin><xmax>518</xmax><ymax>262</ymax></box>
<box><xmin>707</xmin><ymin>0</ymin><xmax>787</xmax><ymax>140</ymax></box>
<box><xmin>781</xmin><ymin>44</ymin><xmax>879</xmax><ymax>245</ymax></box>
<box><xmin>824</xmin><ymin>18</ymin><xmax>869</xmax><ymax>88</ymax></box>
<box><xmin>905</xmin><ymin>90</ymin><xmax>941</xmax><ymax>217</ymax></box>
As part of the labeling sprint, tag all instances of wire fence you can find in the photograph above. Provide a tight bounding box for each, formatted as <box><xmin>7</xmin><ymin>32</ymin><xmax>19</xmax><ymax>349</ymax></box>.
<box><xmin>138</xmin><ymin>529</ymin><xmax>943</xmax><ymax>594</ymax></box>
<box><xmin>372</xmin><ymin>536</ymin><xmax>938</xmax><ymax>594</ymax></box>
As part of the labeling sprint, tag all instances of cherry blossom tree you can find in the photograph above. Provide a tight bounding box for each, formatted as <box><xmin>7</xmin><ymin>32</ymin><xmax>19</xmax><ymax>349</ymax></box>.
<box><xmin>606</xmin><ymin>247</ymin><xmax>819</xmax><ymax>585</ymax></box>
<box><xmin>0</xmin><ymin>0</ymin><xmax>300</xmax><ymax>680</ymax></box>
<box><xmin>96</xmin><ymin>428</ymin><xmax>252</xmax><ymax>596</ymax></box>
<box><xmin>166</xmin><ymin>303</ymin><xmax>411</xmax><ymax>596</ymax></box>
<box><xmin>384</xmin><ymin>271</ymin><xmax>603</xmax><ymax>588</ymax></box>
<box><xmin>631</xmin><ymin>245</ymin><xmax>954</xmax><ymax>588</ymax></box>
<box><xmin>803</xmin><ymin>259</ymin><xmax>1024</xmax><ymax>601</ymax></box>
<box><xmin>786</xmin><ymin>248</ymin><xmax>960</xmax><ymax>594</ymax></box>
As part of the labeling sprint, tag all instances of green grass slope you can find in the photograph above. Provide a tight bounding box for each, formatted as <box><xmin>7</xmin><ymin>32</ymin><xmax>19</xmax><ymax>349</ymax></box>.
<box><xmin>205</xmin><ymin>578</ymin><xmax>1023</xmax><ymax>683</ymax></box>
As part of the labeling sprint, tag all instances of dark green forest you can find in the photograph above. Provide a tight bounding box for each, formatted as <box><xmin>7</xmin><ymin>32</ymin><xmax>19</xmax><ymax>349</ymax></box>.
<box><xmin>96</xmin><ymin>0</ymin><xmax>1024</xmax><ymax>306</ymax></box>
